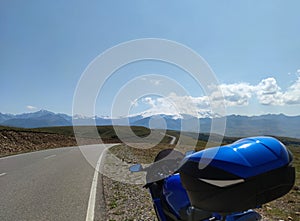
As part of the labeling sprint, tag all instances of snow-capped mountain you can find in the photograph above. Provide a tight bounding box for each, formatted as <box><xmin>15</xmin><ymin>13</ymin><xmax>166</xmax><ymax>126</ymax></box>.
<box><xmin>0</xmin><ymin>113</ymin><xmax>14</xmax><ymax>123</ymax></box>
<box><xmin>130</xmin><ymin>108</ymin><xmax>219</xmax><ymax>119</ymax></box>
<box><xmin>14</xmin><ymin>109</ymin><xmax>54</xmax><ymax>119</ymax></box>
<box><xmin>1</xmin><ymin>109</ymin><xmax>300</xmax><ymax>138</ymax></box>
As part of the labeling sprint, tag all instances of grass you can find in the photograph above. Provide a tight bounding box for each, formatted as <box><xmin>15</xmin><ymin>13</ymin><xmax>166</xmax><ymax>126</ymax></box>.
<box><xmin>0</xmin><ymin>125</ymin><xmax>151</xmax><ymax>139</ymax></box>
<box><xmin>0</xmin><ymin>125</ymin><xmax>193</xmax><ymax>144</ymax></box>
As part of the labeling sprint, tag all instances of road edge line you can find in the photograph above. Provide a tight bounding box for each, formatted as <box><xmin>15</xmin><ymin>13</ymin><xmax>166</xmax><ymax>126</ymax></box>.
<box><xmin>0</xmin><ymin>172</ymin><xmax>7</xmax><ymax>177</ymax></box>
<box><xmin>85</xmin><ymin>147</ymin><xmax>107</xmax><ymax>221</ymax></box>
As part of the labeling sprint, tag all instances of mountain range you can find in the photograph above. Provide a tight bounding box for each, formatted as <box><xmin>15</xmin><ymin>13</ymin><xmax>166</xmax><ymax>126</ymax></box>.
<box><xmin>1</xmin><ymin>109</ymin><xmax>300</xmax><ymax>139</ymax></box>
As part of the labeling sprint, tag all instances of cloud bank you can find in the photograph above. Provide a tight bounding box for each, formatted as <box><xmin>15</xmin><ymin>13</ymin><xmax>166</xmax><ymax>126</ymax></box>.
<box><xmin>133</xmin><ymin>75</ymin><xmax>300</xmax><ymax>117</ymax></box>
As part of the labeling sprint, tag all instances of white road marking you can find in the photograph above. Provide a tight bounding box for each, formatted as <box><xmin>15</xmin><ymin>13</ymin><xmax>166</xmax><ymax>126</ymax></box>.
<box><xmin>44</xmin><ymin>154</ymin><xmax>56</xmax><ymax>160</ymax></box>
<box><xmin>0</xmin><ymin>173</ymin><xmax>7</xmax><ymax>177</ymax></box>
<box><xmin>168</xmin><ymin>135</ymin><xmax>177</xmax><ymax>145</ymax></box>
<box><xmin>0</xmin><ymin>146</ymin><xmax>73</xmax><ymax>160</ymax></box>
<box><xmin>161</xmin><ymin>133</ymin><xmax>177</xmax><ymax>145</ymax></box>
<box><xmin>85</xmin><ymin>148</ymin><xmax>106</xmax><ymax>221</ymax></box>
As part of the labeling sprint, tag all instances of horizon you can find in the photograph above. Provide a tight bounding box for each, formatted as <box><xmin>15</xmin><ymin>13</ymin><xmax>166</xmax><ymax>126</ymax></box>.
<box><xmin>2</xmin><ymin>107</ymin><xmax>300</xmax><ymax>139</ymax></box>
<box><xmin>1</xmin><ymin>108</ymin><xmax>300</xmax><ymax>119</ymax></box>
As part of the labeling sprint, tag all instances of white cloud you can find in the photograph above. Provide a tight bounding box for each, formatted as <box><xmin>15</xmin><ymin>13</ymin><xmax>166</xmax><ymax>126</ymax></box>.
<box><xmin>219</xmin><ymin>83</ymin><xmax>254</xmax><ymax>106</ymax></box>
<box><xmin>26</xmin><ymin>105</ymin><xmax>37</xmax><ymax>110</ymax></box>
<box><xmin>253</xmin><ymin>76</ymin><xmax>300</xmax><ymax>105</ymax></box>
<box><xmin>216</xmin><ymin>74</ymin><xmax>300</xmax><ymax>107</ymax></box>
<box><xmin>214</xmin><ymin>75</ymin><xmax>300</xmax><ymax>106</ymax></box>
<box><xmin>139</xmin><ymin>94</ymin><xmax>213</xmax><ymax>117</ymax></box>
<box><xmin>256</xmin><ymin>78</ymin><xmax>280</xmax><ymax>94</ymax></box>
<box><xmin>255</xmin><ymin>77</ymin><xmax>284</xmax><ymax>105</ymax></box>
<box><xmin>165</xmin><ymin>93</ymin><xmax>206</xmax><ymax>115</ymax></box>
<box><xmin>132</xmin><ymin>71</ymin><xmax>300</xmax><ymax>117</ymax></box>
<box><xmin>142</xmin><ymin>97</ymin><xmax>157</xmax><ymax>107</ymax></box>
<box><xmin>282</xmin><ymin>77</ymin><xmax>300</xmax><ymax>104</ymax></box>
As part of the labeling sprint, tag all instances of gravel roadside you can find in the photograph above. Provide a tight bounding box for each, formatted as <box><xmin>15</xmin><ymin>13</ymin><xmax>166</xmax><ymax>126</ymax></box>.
<box><xmin>103</xmin><ymin>176</ymin><xmax>156</xmax><ymax>221</ymax></box>
<box><xmin>102</xmin><ymin>144</ymin><xmax>299</xmax><ymax>221</ymax></box>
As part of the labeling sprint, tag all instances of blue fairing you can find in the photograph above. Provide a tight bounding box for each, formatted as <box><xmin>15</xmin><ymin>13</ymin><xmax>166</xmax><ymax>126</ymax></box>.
<box><xmin>187</xmin><ymin>136</ymin><xmax>291</xmax><ymax>178</ymax></box>
<box><xmin>163</xmin><ymin>174</ymin><xmax>190</xmax><ymax>218</ymax></box>
<box><xmin>162</xmin><ymin>174</ymin><xmax>262</xmax><ymax>220</ymax></box>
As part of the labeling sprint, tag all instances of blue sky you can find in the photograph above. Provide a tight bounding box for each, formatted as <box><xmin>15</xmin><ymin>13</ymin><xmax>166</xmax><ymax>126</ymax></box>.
<box><xmin>1</xmin><ymin>1</ymin><xmax>300</xmax><ymax>117</ymax></box>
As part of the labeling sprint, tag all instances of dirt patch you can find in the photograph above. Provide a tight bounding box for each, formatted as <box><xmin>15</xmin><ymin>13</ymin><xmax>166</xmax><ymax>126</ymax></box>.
<box><xmin>0</xmin><ymin>129</ymin><xmax>117</xmax><ymax>157</ymax></box>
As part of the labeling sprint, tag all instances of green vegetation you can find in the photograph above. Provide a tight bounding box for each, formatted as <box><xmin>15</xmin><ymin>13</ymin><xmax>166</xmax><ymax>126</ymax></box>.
<box><xmin>0</xmin><ymin>125</ymin><xmax>39</xmax><ymax>132</ymax></box>
<box><xmin>0</xmin><ymin>125</ymin><xmax>151</xmax><ymax>139</ymax></box>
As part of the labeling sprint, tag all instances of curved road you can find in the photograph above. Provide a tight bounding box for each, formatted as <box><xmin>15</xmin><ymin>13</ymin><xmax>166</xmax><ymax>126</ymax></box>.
<box><xmin>167</xmin><ymin>134</ymin><xmax>177</xmax><ymax>145</ymax></box>
<box><xmin>0</xmin><ymin>144</ymin><xmax>116</xmax><ymax>221</ymax></box>
<box><xmin>161</xmin><ymin>133</ymin><xmax>177</xmax><ymax>145</ymax></box>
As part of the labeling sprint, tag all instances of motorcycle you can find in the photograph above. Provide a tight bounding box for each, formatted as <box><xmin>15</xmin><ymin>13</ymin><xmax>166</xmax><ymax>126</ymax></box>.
<box><xmin>130</xmin><ymin>136</ymin><xmax>295</xmax><ymax>221</ymax></box>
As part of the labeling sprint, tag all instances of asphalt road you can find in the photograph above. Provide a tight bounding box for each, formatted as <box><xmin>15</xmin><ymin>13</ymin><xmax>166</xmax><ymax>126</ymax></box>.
<box><xmin>0</xmin><ymin>144</ymin><xmax>116</xmax><ymax>221</ymax></box>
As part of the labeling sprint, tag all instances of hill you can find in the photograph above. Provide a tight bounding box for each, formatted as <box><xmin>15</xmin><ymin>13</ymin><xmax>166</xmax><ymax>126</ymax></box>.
<box><xmin>1</xmin><ymin>110</ymin><xmax>300</xmax><ymax>139</ymax></box>
<box><xmin>0</xmin><ymin>125</ymin><xmax>169</xmax><ymax>157</ymax></box>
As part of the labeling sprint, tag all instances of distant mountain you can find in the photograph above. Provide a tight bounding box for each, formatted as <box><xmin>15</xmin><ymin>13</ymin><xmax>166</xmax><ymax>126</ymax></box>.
<box><xmin>2</xmin><ymin>117</ymin><xmax>70</xmax><ymax>128</ymax></box>
<box><xmin>134</xmin><ymin>109</ymin><xmax>220</xmax><ymax>119</ymax></box>
<box><xmin>130</xmin><ymin>113</ymin><xmax>300</xmax><ymax>138</ymax></box>
<box><xmin>132</xmin><ymin>114</ymin><xmax>182</xmax><ymax>131</ymax></box>
<box><xmin>0</xmin><ymin>110</ymin><xmax>142</xmax><ymax>128</ymax></box>
<box><xmin>14</xmin><ymin>109</ymin><xmax>55</xmax><ymax>119</ymax></box>
<box><xmin>0</xmin><ymin>113</ymin><xmax>14</xmax><ymax>123</ymax></box>
<box><xmin>0</xmin><ymin>110</ymin><xmax>71</xmax><ymax>128</ymax></box>
<box><xmin>224</xmin><ymin>114</ymin><xmax>300</xmax><ymax>138</ymax></box>
<box><xmin>1</xmin><ymin>110</ymin><xmax>300</xmax><ymax>138</ymax></box>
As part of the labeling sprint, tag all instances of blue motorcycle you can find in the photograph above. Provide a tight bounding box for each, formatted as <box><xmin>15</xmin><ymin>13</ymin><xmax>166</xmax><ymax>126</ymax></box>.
<box><xmin>130</xmin><ymin>136</ymin><xmax>295</xmax><ymax>221</ymax></box>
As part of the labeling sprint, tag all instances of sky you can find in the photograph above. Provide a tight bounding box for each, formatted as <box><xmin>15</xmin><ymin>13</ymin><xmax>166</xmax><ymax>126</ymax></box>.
<box><xmin>1</xmin><ymin>0</ymin><xmax>300</xmax><ymax>117</ymax></box>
